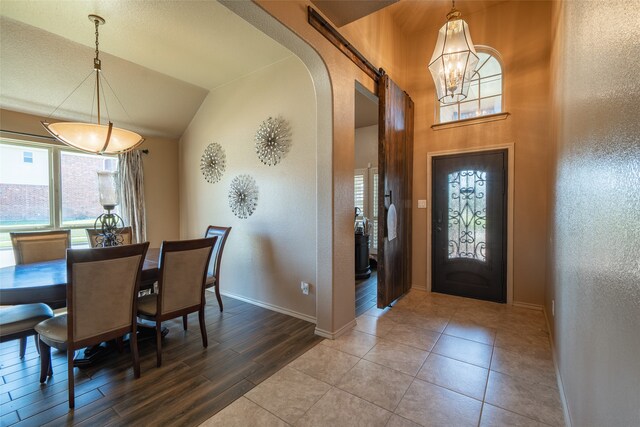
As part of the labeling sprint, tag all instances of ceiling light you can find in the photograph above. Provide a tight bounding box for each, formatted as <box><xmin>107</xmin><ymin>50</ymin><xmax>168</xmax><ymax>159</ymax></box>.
<box><xmin>42</xmin><ymin>14</ymin><xmax>144</xmax><ymax>154</ymax></box>
<box><xmin>428</xmin><ymin>1</ymin><xmax>479</xmax><ymax>104</ymax></box>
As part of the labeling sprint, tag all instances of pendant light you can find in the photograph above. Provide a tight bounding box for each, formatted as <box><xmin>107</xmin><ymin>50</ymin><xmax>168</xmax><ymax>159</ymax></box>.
<box><xmin>428</xmin><ymin>1</ymin><xmax>479</xmax><ymax>104</ymax></box>
<box><xmin>42</xmin><ymin>15</ymin><xmax>144</xmax><ymax>154</ymax></box>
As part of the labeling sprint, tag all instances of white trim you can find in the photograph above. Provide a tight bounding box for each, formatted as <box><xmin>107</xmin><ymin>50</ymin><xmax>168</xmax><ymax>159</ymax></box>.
<box><xmin>544</xmin><ymin>308</ymin><xmax>573</xmax><ymax>427</ymax></box>
<box><xmin>426</xmin><ymin>143</ymin><xmax>515</xmax><ymax>304</ymax></box>
<box><xmin>214</xmin><ymin>289</ymin><xmax>317</xmax><ymax>324</ymax></box>
<box><xmin>315</xmin><ymin>319</ymin><xmax>356</xmax><ymax>339</ymax></box>
<box><xmin>411</xmin><ymin>283</ymin><xmax>428</xmax><ymax>292</ymax></box>
<box><xmin>512</xmin><ymin>301</ymin><xmax>544</xmax><ymax>311</ymax></box>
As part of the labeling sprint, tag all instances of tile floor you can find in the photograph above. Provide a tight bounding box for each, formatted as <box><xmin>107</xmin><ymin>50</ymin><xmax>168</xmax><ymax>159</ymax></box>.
<box><xmin>200</xmin><ymin>290</ymin><xmax>565</xmax><ymax>427</ymax></box>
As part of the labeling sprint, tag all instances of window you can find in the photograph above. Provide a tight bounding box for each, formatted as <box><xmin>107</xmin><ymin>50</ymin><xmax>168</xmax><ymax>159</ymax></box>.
<box><xmin>0</xmin><ymin>139</ymin><xmax>118</xmax><ymax>266</ymax></box>
<box><xmin>354</xmin><ymin>167</ymin><xmax>379</xmax><ymax>254</ymax></box>
<box><xmin>438</xmin><ymin>48</ymin><xmax>503</xmax><ymax>124</ymax></box>
<box><xmin>354</xmin><ymin>170</ymin><xmax>367</xmax><ymax>218</ymax></box>
<box><xmin>448</xmin><ymin>170</ymin><xmax>487</xmax><ymax>261</ymax></box>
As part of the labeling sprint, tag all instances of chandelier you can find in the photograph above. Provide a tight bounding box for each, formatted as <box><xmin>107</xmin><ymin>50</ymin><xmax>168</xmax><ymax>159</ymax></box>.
<box><xmin>428</xmin><ymin>1</ymin><xmax>479</xmax><ymax>104</ymax></box>
<box><xmin>42</xmin><ymin>15</ymin><xmax>144</xmax><ymax>154</ymax></box>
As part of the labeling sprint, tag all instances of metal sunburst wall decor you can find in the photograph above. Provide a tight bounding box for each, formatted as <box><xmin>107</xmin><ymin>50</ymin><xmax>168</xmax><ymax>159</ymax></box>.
<box><xmin>228</xmin><ymin>174</ymin><xmax>259</xmax><ymax>219</ymax></box>
<box><xmin>200</xmin><ymin>142</ymin><xmax>226</xmax><ymax>183</ymax></box>
<box><xmin>255</xmin><ymin>116</ymin><xmax>292</xmax><ymax>166</ymax></box>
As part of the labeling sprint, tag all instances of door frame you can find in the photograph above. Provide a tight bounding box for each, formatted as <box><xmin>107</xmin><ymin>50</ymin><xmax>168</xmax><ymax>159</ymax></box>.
<box><xmin>426</xmin><ymin>143</ymin><xmax>514</xmax><ymax>304</ymax></box>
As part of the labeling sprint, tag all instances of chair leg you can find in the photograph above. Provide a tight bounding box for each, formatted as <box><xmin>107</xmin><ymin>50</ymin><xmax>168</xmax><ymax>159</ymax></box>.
<box><xmin>130</xmin><ymin>330</ymin><xmax>140</xmax><ymax>379</ymax></box>
<box><xmin>116</xmin><ymin>336</ymin><xmax>124</xmax><ymax>354</ymax></box>
<box><xmin>215</xmin><ymin>285</ymin><xmax>224</xmax><ymax>312</ymax></box>
<box><xmin>198</xmin><ymin>308</ymin><xmax>208</xmax><ymax>348</ymax></box>
<box><xmin>39</xmin><ymin>339</ymin><xmax>51</xmax><ymax>383</ymax></box>
<box><xmin>183</xmin><ymin>315</ymin><xmax>188</xmax><ymax>331</ymax></box>
<box><xmin>19</xmin><ymin>337</ymin><xmax>27</xmax><ymax>358</ymax></box>
<box><xmin>67</xmin><ymin>349</ymin><xmax>75</xmax><ymax>409</ymax></box>
<box><xmin>155</xmin><ymin>320</ymin><xmax>162</xmax><ymax>367</ymax></box>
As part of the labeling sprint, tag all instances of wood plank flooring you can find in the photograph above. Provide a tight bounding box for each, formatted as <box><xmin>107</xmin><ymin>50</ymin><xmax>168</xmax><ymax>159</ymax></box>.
<box><xmin>0</xmin><ymin>295</ymin><xmax>322</xmax><ymax>426</ymax></box>
<box><xmin>355</xmin><ymin>270</ymin><xmax>377</xmax><ymax>317</ymax></box>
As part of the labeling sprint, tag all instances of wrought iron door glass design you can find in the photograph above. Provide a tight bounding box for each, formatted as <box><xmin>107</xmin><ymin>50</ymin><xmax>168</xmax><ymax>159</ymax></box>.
<box><xmin>448</xmin><ymin>170</ymin><xmax>487</xmax><ymax>261</ymax></box>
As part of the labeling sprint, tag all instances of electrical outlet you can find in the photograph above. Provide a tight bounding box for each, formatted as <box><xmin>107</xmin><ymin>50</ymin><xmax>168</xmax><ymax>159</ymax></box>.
<box><xmin>301</xmin><ymin>281</ymin><xmax>310</xmax><ymax>295</ymax></box>
<box><xmin>418</xmin><ymin>199</ymin><xmax>427</xmax><ymax>209</ymax></box>
<box><xmin>552</xmin><ymin>300</ymin><xmax>555</xmax><ymax>317</ymax></box>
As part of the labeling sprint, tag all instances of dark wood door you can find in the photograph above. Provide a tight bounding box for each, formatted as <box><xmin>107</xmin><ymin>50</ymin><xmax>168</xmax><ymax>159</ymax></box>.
<box><xmin>377</xmin><ymin>75</ymin><xmax>414</xmax><ymax>308</ymax></box>
<box><xmin>432</xmin><ymin>150</ymin><xmax>507</xmax><ymax>303</ymax></box>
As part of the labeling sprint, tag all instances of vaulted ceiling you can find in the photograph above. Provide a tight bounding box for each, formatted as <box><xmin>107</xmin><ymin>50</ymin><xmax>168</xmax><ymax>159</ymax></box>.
<box><xmin>0</xmin><ymin>1</ymin><xmax>292</xmax><ymax>139</ymax></box>
<box><xmin>0</xmin><ymin>0</ymin><xmax>506</xmax><ymax>139</ymax></box>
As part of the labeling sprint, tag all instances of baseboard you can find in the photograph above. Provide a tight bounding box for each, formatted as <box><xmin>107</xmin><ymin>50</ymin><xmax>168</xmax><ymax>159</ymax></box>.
<box><xmin>214</xmin><ymin>289</ymin><xmax>316</xmax><ymax>324</ymax></box>
<box><xmin>512</xmin><ymin>301</ymin><xmax>544</xmax><ymax>311</ymax></box>
<box><xmin>544</xmin><ymin>308</ymin><xmax>573</xmax><ymax>427</ymax></box>
<box><xmin>315</xmin><ymin>319</ymin><xmax>357</xmax><ymax>340</ymax></box>
<box><xmin>410</xmin><ymin>284</ymin><xmax>427</xmax><ymax>292</ymax></box>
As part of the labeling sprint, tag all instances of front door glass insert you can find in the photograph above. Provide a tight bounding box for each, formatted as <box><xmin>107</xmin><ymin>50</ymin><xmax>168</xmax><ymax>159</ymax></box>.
<box><xmin>448</xmin><ymin>170</ymin><xmax>487</xmax><ymax>261</ymax></box>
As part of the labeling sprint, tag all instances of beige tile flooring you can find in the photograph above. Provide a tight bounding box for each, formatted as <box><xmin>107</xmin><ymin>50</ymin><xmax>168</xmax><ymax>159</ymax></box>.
<box><xmin>201</xmin><ymin>290</ymin><xmax>565</xmax><ymax>427</ymax></box>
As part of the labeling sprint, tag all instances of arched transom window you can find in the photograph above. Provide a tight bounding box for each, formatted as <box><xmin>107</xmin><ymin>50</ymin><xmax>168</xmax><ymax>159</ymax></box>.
<box><xmin>438</xmin><ymin>48</ymin><xmax>503</xmax><ymax>123</ymax></box>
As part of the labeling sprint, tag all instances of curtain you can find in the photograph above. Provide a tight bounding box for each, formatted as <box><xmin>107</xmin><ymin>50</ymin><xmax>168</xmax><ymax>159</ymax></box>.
<box><xmin>118</xmin><ymin>150</ymin><xmax>147</xmax><ymax>243</ymax></box>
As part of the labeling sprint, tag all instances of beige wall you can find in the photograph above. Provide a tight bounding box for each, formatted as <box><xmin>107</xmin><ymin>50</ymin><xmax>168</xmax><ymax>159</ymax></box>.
<box><xmin>354</xmin><ymin>125</ymin><xmax>378</xmax><ymax>170</ymax></box>
<box><xmin>547</xmin><ymin>1</ymin><xmax>640</xmax><ymax>425</ymax></box>
<box><xmin>0</xmin><ymin>108</ymin><xmax>180</xmax><ymax>247</ymax></box>
<box><xmin>244</xmin><ymin>0</ymin><xmax>408</xmax><ymax>334</ymax></box>
<box><xmin>405</xmin><ymin>1</ymin><xmax>553</xmax><ymax>305</ymax></box>
<box><xmin>179</xmin><ymin>56</ymin><xmax>318</xmax><ymax>319</ymax></box>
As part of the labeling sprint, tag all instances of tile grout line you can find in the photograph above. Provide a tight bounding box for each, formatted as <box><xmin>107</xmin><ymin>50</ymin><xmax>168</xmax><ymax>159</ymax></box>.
<box><xmin>476</xmin><ymin>338</ymin><xmax>496</xmax><ymax>427</ymax></box>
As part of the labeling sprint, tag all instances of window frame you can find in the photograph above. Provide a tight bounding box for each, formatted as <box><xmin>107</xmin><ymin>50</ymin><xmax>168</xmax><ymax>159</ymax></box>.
<box><xmin>435</xmin><ymin>46</ymin><xmax>505</xmax><ymax>125</ymax></box>
<box><xmin>0</xmin><ymin>138</ymin><xmax>118</xmax><ymax>234</ymax></box>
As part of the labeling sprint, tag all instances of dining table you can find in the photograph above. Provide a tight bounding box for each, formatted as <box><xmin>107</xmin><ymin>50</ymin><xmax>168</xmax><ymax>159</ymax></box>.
<box><xmin>0</xmin><ymin>248</ymin><xmax>162</xmax><ymax>366</ymax></box>
<box><xmin>0</xmin><ymin>248</ymin><xmax>160</xmax><ymax>308</ymax></box>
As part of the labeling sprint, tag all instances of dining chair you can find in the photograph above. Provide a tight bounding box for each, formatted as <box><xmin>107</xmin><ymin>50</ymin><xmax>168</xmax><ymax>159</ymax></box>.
<box><xmin>86</xmin><ymin>226</ymin><xmax>133</xmax><ymax>247</ymax></box>
<box><xmin>203</xmin><ymin>226</ymin><xmax>232</xmax><ymax>312</ymax></box>
<box><xmin>35</xmin><ymin>242</ymin><xmax>149</xmax><ymax>409</ymax></box>
<box><xmin>137</xmin><ymin>237</ymin><xmax>216</xmax><ymax>367</ymax></box>
<box><xmin>0</xmin><ymin>304</ymin><xmax>54</xmax><ymax>358</ymax></box>
<box><xmin>9</xmin><ymin>229</ymin><xmax>70</xmax><ymax>356</ymax></box>
<box><xmin>10</xmin><ymin>230</ymin><xmax>71</xmax><ymax>265</ymax></box>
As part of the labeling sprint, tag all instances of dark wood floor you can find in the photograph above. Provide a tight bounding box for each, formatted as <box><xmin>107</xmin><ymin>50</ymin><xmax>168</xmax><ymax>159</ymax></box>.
<box><xmin>355</xmin><ymin>270</ymin><xmax>377</xmax><ymax>317</ymax></box>
<box><xmin>0</xmin><ymin>295</ymin><xmax>322</xmax><ymax>426</ymax></box>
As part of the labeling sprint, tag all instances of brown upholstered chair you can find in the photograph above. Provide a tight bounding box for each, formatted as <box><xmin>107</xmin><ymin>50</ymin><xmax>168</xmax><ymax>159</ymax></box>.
<box><xmin>204</xmin><ymin>226</ymin><xmax>231</xmax><ymax>312</ymax></box>
<box><xmin>10</xmin><ymin>230</ymin><xmax>71</xmax><ymax>265</ymax></box>
<box><xmin>86</xmin><ymin>226</ymin><xmax>133</xmax><ymax>247</ymax></box>
<box><xmin>9</xmin><ymin>230</ymin><xmax>70</xmax><ymax>355</ymax></box>
<box><xmin>137</xmin><ymin>237</ymin><xmax>216</xmax><ymax>367</ymax></box>
<box><xmin>0</xmin><ymin>304</ymin><xmax>54</xmax><ymax>358</ymax></box>
<box><xmin>35</xmin><ymin>242</ymin><xmax>149</xmax><ymax>408</ymax></box>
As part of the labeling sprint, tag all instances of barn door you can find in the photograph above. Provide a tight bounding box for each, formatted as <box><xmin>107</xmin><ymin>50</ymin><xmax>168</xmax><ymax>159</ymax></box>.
<box><xmin>377</xmin><ymin>75</ymin><xmax>414</xmax><ymax>308</ymax></box>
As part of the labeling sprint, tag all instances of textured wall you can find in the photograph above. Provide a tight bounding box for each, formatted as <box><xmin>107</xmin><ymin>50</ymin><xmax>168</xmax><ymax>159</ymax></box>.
<box><xmin>548</xmin><ymin>1</ymin><xmax>640</xmax><ymax>425</ymax></box>
<box><xmin>246</xmin><ymin>0</ymin><xmax>408</xmax><ymax>334</ymax></box>
<box><xmin>180</xmin><ymin>56</ymin><xmax>318</xmax><ymax>319</ymax></box>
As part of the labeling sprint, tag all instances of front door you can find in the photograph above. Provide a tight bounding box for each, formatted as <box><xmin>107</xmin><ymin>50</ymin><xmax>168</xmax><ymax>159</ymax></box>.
<box><xmin>432</xmin><ymin>150</ymin><xmax>507</xmax><ymax>302</ymax></box>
